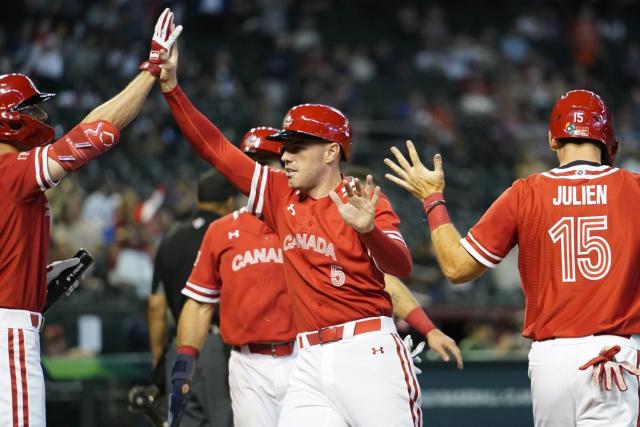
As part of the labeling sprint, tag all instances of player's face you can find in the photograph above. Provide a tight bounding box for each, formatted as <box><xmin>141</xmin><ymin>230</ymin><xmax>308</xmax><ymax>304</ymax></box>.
<box><xmin>281</xmin><ymin>141</ymin><xmax>330</xmax><ymax>190</ymax></box>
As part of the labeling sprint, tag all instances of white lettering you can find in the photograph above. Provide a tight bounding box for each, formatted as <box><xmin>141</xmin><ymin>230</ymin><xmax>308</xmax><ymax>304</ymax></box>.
<box><xmin>231</xmin><ymin>248</ymin><xmax>284</xmax><ymax>272</ymax></box>
<box><xmin>282</xmin><ymin>233</ymin><xmax>338</xmax><ymax>262</ymax></box>
<box><xmin>552</xmin><ymin>185</ymin><xmax>607</xmax><ymax>206</ymax></box>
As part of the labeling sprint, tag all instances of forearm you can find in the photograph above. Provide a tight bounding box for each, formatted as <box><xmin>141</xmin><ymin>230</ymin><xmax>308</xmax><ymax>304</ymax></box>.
<box><xmin>176</xmin><ymin>299</ymin><xmax>214</xmax><ymax>350</ymax></box>
<box><xmin>83</xmin><ymin>71</ymin><xmax>155</xmax><ymax>128</ymax></box>
<box><xmin>46</xmin><ymin>71</ymin><xmax>155</xmax><ymax>181</ymax></box>
<box><xmin>147</xmin><ymin>293</ymin><xmax>168</xmax><ymax>367</ymax></box>
<box><xmin>360</xmin><ymin>226</ymin><xmax>412</xmax><ymax>277</ymax></box>
<box><xmin>162</xmin><ymin>84</ymin><xmax>256</xmax><ymax>196</ymax></box>
<box><xmin>432</xmin><ymin>223</ymin><xmax>485</xmax><ymax>284</ymax></box>
<box><xmin>385</xmin><ymin>275</ymin><xmax>436</xmax><ymax>335</ymax></box>
<box><xmin>422</xmin><ymin>192</ymin><xmax>486</xmax><ymax>283</ymax></box>
<box><xmin>385</xmin><ymin>275</ymin><xmax>421</xmax><ymax>318</ymax></box>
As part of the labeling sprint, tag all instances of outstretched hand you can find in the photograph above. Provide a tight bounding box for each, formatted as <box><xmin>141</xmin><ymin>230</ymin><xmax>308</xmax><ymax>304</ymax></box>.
<box><xmin>384</xmin><ymin>140</ymin><xmax>445</xmax><ymax>200</ymax></box>
<box><xmin>329</xmin><ymin>175</ymin><xmax>380</xmax><ymax>234</ymax></box>
<box><xmin>140</xmin><ymin>8</ymin><xmax>183</xmax><ymax>80</ymax></box>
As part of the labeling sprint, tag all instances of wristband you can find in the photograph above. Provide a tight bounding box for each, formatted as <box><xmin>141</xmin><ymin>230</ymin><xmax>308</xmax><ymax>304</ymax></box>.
<box><xmin>139</xmin><ymin>61</ymin><xmax>161</xmax><ymax>78</ymax></box>
<box><xmin>405</xmin><ymin>307</ymin><xmax>436</xmax><ymax>336</ymax></box>
<box><xmin>177</xmin><ymin>345</ymin><xmax>200</xmax><ymax>359</ymax></box>
<box><xmin>423</xmin><ymin>192</ymin><xmax>451</xmax><ymax>232</ymax></box>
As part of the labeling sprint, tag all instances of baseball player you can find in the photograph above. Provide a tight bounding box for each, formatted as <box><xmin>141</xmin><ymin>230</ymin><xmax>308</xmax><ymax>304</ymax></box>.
<box><xmin>159</xmin><ymin>41</ymin><xmax>422</xmax><ymax>426</ymax></box>
<box><xmin>172</xmin><ymin>127</ymin><xmax>297</xmax><ymax>427</ymax></box>
<box><xmin>385</xmin><ymin>90</ymin><xmax>640</xmax><ymax>426</ymax></box>
<box><xmin>0</xmin><ymin>9</ymin><xmax>181</xmax><ymax>426</ymax></box>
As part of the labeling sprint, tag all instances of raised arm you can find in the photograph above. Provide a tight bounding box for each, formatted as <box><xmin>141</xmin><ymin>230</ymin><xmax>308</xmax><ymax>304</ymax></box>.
<box><xmin>47</xmin><ymin>9</ymin><xmax>182</xmax><ymax>182</ymax></box>
<box><xmin>158</xmin><ymin>43</ymin><xmax>257</xmax><ymax>196</ymax></box>
<box><xmin>385</xmin><ymin>141</ymin><xmax>487</xmax><ymax>283</ymax></box>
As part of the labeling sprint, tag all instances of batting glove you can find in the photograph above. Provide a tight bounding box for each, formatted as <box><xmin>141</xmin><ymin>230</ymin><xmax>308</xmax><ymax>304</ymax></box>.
<box><xmin>168</xmin><ymin>352</ymin><xmax>197</xmax><ymax>427</ymax></box>
<box><xmin>579</xmin><ymin>345</ymin><xmax>640</xmax><ymax>391</ymax></box>
<box><xmin>140</xmin><ymin>8</ymin><xmax>183</xmax><ymax>78</ymax></box>
<box><xmin>46</xmin><ymin>258</ymin><xmax>81</xmax><ymax>295</ymax></box>
<box><xmin>403</xmin><ymin>335</ymin><xmax>426</xmax><ymax>375</ymax></box>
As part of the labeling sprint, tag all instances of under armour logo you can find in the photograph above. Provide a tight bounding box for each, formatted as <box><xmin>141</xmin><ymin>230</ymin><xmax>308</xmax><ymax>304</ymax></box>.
<box><xmin>287</xmin><ymin>204</ymin><xmax>296</xmax><ymax>216</ymax></box>
<box><xmin>228</xmin><ymin>230</ymin><xmax>240</xmax><ymax>239</ymax></box>
<box><xmin>371</xmin><ymin>346</ymin><xmax>384</xmax><ymax>355</ymax></box>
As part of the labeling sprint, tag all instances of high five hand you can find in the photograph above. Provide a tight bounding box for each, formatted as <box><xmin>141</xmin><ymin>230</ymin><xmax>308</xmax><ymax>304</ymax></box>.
<box><xmin>329</xmin><ymin>175</ymin><xmax>380</xmax><ymax>234</ymax></box>
<box><xmin>140</xmin><ymin>8</ymin><xmax>183</xmax><ymax>78</ymax></box>
<box><xmin>384</xmin><ymin>140</ymin><xmax>445</xmax><ymax>200</ymax></box>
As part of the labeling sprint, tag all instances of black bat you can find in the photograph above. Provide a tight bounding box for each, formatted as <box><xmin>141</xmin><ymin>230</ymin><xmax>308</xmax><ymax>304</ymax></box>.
<box><xmin>43</xmin><ymin>249</ymin><xmax>94</xmax><ymax>313</ymax></box>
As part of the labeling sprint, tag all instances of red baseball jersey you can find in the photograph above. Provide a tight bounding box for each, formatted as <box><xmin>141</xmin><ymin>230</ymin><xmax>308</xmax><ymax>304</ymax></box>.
<box><xmin>183</xmin><ymin>209</ymin><xmax>296</xmax><ymax>346</ymax></box>
<box><xmin>245</xmin><ymin>165</ymin><xmax>403</xmax><ymax>332</ymax></box>
<box><xmin>0</xmin><ymin>146</ymin><xmax>58</xmax><ymax>312</ymax></box>
<box><xmin>461</xmin><ymin>161</ymin><xmax>640</xmax><ymax>340</ymax></box>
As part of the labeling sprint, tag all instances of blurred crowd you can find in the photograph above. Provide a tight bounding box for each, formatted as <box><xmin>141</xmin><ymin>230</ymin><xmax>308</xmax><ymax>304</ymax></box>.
<box><xmin>4</xmin><ymin>0</ymin><xmax>640</xmax><ymax>356</ymax></box>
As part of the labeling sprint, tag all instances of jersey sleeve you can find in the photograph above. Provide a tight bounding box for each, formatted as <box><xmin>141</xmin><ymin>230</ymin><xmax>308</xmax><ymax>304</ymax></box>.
<box><xmin>182</xmin><ymin>225</ymin><xmax>221</xmax><ymax>304</ymax></box>
<box><xmin>460</xmin><ymin>181</ymin><xmax>520</xmax><ymax>268</ymax></box>
<box><xmin>360</xmin><ymin>193</ymin><xmax>412</xmax><ymax>277</ymax></box>
<box><xmin>244</xmin><ymin>164</ymin><xmax>290</xmax><ymax>232</ymax></box>
<box><xmin>163</xmin><ymin>85</ymin><xmax>256</xmax><ymax>196</ymax></box>
<box><xmin>373</xmin><ymin>193</ymin><xmax>408</xmax><ymax>247</ymax></box>
<box><xmin>0</xmin><ymin>145</ymin><xmax>59</xmax><ymax>202</ymax></box>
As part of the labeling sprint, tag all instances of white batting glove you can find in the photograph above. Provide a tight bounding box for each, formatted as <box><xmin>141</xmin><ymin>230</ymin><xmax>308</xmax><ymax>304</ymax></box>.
<box><xmin>46</xmin><ymin>258</ymin><xmax>80</xmax><ymax>284</ymax></box>
<box><xmin>403</xmin><ymin>335</ymin><xmax>426</xmax><ymax>374</ymax></box>
<box><xmin>140</xmin><ymin>8</ymin><xmax>183</xmax><ymax>77</ymax></box>
<box><xmin>579</xmin><ymin>345</ymin><xmax>640</xmax><ymax>391</ymax></box>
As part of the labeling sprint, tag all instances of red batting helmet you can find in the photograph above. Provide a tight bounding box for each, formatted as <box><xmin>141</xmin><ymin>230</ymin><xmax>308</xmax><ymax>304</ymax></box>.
<box><xmin>549</xmin><ymin>90</ymin><xmax>618</xmax><ymax>166</ymax></box>
<box><xmin>267</xmin><ymin>104</ymin><xmax>353</xmax><ymax>160</ymax></box>
<box><xmin>0</xmin><ymin>73</ymin><xmax>55</xmax><ymax>150</ymax></box>
<box><xmin>240</xmin><ymin>127</ymin><xmax>281</xmax><ymax>156</ymax></box>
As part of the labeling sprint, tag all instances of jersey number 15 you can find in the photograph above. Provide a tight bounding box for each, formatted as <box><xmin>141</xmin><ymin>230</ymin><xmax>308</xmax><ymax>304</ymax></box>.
<box><xmin>548</xmin><ymin>216</ymin><xmax>611</xmax><ymax>282</ymax></box>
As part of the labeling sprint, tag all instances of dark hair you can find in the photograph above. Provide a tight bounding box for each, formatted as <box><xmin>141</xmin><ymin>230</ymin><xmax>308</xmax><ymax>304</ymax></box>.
<box><xmin>197</xmin><ymin>170</ymin><xmax>236</xmax><ymax>203</ymax></box>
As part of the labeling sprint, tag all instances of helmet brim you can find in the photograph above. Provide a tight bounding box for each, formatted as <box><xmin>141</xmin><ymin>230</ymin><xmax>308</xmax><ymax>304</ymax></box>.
<box><xmin>14</xmin><ymin>92</ymin><xmax>56</xmax><ymax>111</ymax></box>
<box><xmin>266</xmin><ymin>129</ymin><xmax>327</xmax><ymax>143</ymax></box>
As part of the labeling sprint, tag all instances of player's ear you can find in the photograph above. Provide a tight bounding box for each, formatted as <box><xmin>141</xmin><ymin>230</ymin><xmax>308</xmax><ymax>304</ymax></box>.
<box><xmin>548</xmin><ymin>132</ymin><xmax>560</xmax><ymax>150</ymax></box>
<box><xmin>324</xmin><ymin>142</ymin><xmax>341</xmax><ymax>164</ymax></box>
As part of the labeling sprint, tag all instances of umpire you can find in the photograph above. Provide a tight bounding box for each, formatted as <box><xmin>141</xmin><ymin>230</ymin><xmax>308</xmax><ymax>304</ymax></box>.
<box><xmin>148</xmin><ymin>170</ymin><xmax>235</xmax><ymax>427</ymax></box>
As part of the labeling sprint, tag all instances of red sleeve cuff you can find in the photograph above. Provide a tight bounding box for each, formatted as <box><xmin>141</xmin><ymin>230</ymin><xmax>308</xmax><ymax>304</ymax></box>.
<box><xmin>405</xmin><ymin>307</ymin><xmax>436</xmax><ymax>336</ymax></box>
<box><xmin>177</xmin><ymin>345</ymin><xmax>200</xmax><ymax>358</ymax></box>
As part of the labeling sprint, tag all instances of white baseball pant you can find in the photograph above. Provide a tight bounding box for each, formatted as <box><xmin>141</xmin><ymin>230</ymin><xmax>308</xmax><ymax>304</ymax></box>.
<box><xmin>0</xmin><ymin>308</ymin><xmax>45</xmax><ymax>427</ymax></box>
<box><xmin>229</xmin><ymin>345</ymin><xmax>297</xmax><ymax>427</ymax></box>
<box><xmin>529</xmin><ymin>334</ymin><xmax>639</xmax><ymax>427</ymax></box>
<box><xmin>278</xmin><ymin>316</ymin><xmax>422</xmax><ymax>427</ymax></box>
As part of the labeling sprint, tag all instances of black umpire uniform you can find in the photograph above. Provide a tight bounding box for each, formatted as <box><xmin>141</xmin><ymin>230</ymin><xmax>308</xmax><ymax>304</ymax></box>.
<box><xmin>149</xmin><ymin>171</ymin><xmax>235</xmax><ymax>427</ymax></box>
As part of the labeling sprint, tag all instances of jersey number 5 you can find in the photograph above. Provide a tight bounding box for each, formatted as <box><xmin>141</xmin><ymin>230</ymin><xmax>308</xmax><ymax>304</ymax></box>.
<box><xmin>548</xmin><ymin>216</ymin><xmax>611</xmax><ymax>282</ymax></box>
<box><xmin>330</xmin><ymin>265</ymin><xmax>345</xmax><ymax>287</ymax></box>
